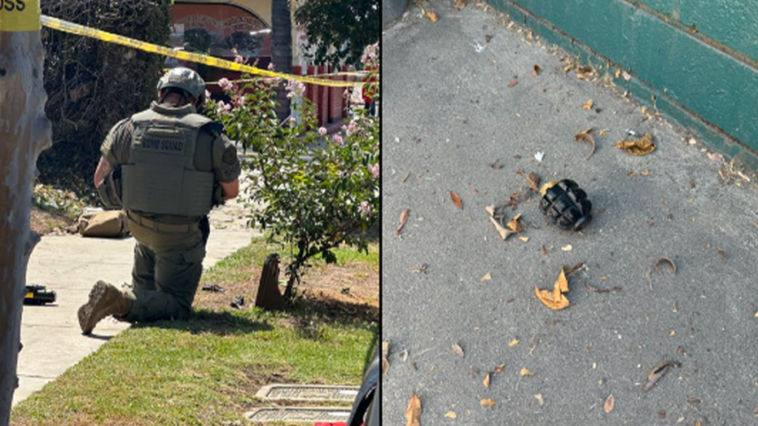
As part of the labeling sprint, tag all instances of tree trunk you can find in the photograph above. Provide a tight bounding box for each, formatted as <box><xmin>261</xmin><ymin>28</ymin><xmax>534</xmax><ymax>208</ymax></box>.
<box><xmin>271</xmin><ymin>0</ymin><xmax>293</xmax><ymax>121</ymax></box>
<box><xmin>0</xmin><ymin>5</ymin><xmax>52</xmax><ymax>422</ymax></box>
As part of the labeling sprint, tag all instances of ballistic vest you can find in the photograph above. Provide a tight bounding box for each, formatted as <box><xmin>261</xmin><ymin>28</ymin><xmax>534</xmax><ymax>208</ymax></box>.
<box><xmin>121</xmin><ymin>102</ymin><xmax>215</xmax><ymax>217</ymax></box>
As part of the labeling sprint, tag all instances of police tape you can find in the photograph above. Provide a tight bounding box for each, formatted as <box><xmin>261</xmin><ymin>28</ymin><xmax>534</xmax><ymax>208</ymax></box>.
<box><xmin>206</xmin><ymin>73</ymin><xmax>369</xmax><ymax>86</ymax></box>
<box><xmin>40</xmin><ymin>15</ymin><xmax>369</xmax><ymax>88</ymax></box>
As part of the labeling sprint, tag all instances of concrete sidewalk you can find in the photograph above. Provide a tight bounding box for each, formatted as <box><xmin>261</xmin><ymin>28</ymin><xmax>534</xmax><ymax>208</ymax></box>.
<box><xmin>383</xmin><ymin>3</ymin><xmax>758</xmax><ymax>426</ymax></box>
<box><xmin>15</xmin><ymin>198</ymin><xmax>258</xmax><ymax>406</ymax></box>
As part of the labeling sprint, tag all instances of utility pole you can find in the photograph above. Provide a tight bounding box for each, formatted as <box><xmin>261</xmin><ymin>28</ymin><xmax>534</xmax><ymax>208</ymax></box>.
<box><xmin>0</xmin><ymin>1</ymin><xmax>52</xmax><ymax>423</ymax></box>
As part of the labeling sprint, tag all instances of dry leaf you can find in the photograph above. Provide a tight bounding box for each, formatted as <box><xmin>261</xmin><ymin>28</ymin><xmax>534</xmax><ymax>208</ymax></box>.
<box><xmin>644</xmin><ymin>361</ymin><xmax>681</xmax><ymax>392</ymax></box>
<box><xmin>481</xmin><ymin>272</ymin><xmax>492</xmax><ymax>282</ymax></box>
<box><xmin>535</xmin><ymin>267</ymin><xmax>570</xmax><ymax>310</ymax></box>
<box><xmin>520</xmin><ymin>367</ymin><xmax>534</xmax><ymax>376</ymax></box>
<box><xmin>582</xmin><ymin>99</ymin><xmax>594</xmax><ymax>110</ymax></box>
<box><xmin>483</xmin><ymin>373</ymin><xmax>491</xmax><ymax>388</ymax></box>
<box><xmin>604</xmin><ymin>394</ymin><xmax>615</xmax><ymax>413</ymax></box>
<box><xmin>489</xmin><ymin>161</ymin><xmax>504</xmax><ymax>169</ymax></box>
<box><xmin>519</xmin><ymin>236</ymin><xmax>530</xmax><ymax>242</ymax></box>
<box><xmin>452</xmin><ymin>342</ymin><xmax>464</xmax><ymax>357</ymax></box>
<box><xmin>410</xmin><ymin>263</ymin><xmax>428</xmax><ymax>274</ymax></box>
<box><xmin>562</xmin><ymin>244</ymin><xmax>572</xmax><ymax>251</ymax></box>
<box><xmin>523</xmin><ymin>172</ymin><xmax>541</xmax><ymax>192</ymax></box>
<box><xmin>402</xmin><ymin>173</ymin><xmax>410</xmax><ymax>183</ymax></box>
<box><xmin>480</xmin><ymin>398</ymin><xmax>497</xmax><ymax>407</ymax></box>
<box><xmin>574</xmin><ymin>128</ymin><xmax>596</xmax><ymax>160</ymax></box>
<box><xmin>396</xmin><ymin>209</ymin><xmax>410</xmax><ymax>235</ymax></box>
<box><xmin>405</xmin><ymin>393</ymin><xmax>422</xmax><ymax>426</ymax></box>
<box><xmin>754</xmin><ymin>311</ymin><xmax>758</xmax><ymax>318</ymax></box>
<box><xmin>617</xmin><ymin>133</ymin><xmax>656</xmax><ymax>156</ymax></box>
<box><xmin>622</xmin><ymin>70</ymin><xmax>631</xmax><ymax>81</ymax></box>
<box><xmin>508</xmin><ymin>80</ymin><xmax>518</xmax><ymax>88</ymax></box>
<box><xmin>641</xmin><ymin>169</ymin><xmax>650</xmax><ymax>176</ymax></box>
<box><xmin>451</xmin><ymin>0</ymin><xmax>467</xmax><ymax>10</ymax></box>
<box><xmin>382</xmin><ymin>341</ymin><xmax>390</xmax><ymax>377</ymax></box>
<box><xmin>426</xmin><ymin>11</ymin><xmax>438</xmax><ymax>21</ymax></box>
<box><xmin>534</xmin><ymin>394</ymin><xmax>544</xmax><ymax>406</ymax></box>
<box><xmin>445</xmin><ymin>411</ymin><xmax>457</xmax><ymax>419</ymax></box>
<box><xmin>506</xmin><ymin>213</ymin><xmax>524</xmax><ymax>233</ymax></box>
<box><xmin>485</xmin><ymin>205</ymin><xmax>511</xmax><ymax>240</ymax></box>
<box><xmin>614</xmin><ymin>69</ymin><xmax>621</xmax><ymax>79</ymax></box>
<box><xmin>533</xmin><ymin>64</ymin><xmax>542</xmax><ymax>75</ymax></box>
<box><xmin>495</xmin><ymin>363</ymin><xmax>505</xmax><ymax>373</ymax></box>
<box><xmin>450</xmin><ymin>191</ymin><xmax>463</xmax><ymax>210</ymax></box>
<box><xmin>508</xmin><ymin>338</ymin><xmax>519</xmax><ymax>347</ymax></box>
<box><xmin>655</xmin><ymin>256</ymin><xmax>677</xmax><ymax>274</ymax></box>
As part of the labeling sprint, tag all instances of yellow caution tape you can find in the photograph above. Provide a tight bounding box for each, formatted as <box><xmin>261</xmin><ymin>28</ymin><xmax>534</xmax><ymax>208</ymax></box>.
<box><xmin>40</xmin><ymin>15</ymin><xmax>369</xmax><ymax>88</ymax></box>
<box><xmin>0</xmin><ymin>0</ymin><xmax>41</xmax><ymax>32</ymax></box>
<box><xmin>207</xmin><ymin>73</ymin><xmax>370</xmax><ymax>86</ymax></box>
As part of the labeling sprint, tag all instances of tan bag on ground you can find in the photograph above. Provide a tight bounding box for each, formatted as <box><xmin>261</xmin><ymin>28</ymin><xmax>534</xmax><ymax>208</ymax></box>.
<box><xmin>78</xmin><ymin>211</ymin><xmax>129</xmax><ymax>238</ymax></box>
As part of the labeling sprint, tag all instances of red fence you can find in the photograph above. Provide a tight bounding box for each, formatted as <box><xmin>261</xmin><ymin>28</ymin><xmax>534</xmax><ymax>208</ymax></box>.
<box><xmin>293</xmin><ymin>65</ymin><xmax>362</xmax><ymax>130</ymax></box>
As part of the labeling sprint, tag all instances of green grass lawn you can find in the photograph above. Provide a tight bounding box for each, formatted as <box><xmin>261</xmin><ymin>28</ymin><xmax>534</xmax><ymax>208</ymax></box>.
<box><xmin>11</xmin><ymin>238</ymin><xmax>379</xmax><ymax>426</ymax></box>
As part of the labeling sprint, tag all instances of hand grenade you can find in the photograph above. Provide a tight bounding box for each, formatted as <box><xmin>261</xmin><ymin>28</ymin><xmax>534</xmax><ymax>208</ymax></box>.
<box><xmin>539</xmin><ymin>179</ymin><xmax>592</xmax><ymax>231</ymax></box>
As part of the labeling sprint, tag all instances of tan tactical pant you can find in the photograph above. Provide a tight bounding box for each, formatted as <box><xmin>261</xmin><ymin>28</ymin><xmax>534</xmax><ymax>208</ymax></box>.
<box><xmin>120</xmin><ymin>215</ymin><xmax>205</xmax><ymax>323</ymax></box>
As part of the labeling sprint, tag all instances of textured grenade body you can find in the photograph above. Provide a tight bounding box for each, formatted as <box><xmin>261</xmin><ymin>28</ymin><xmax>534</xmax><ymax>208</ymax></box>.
<box><xmin>539</xmin><ymin>179</ymin><xmax>592</xmax><ymax>231</ymax></box>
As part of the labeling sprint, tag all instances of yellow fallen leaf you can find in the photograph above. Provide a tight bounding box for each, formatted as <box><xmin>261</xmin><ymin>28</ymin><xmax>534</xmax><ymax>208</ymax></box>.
<box><xmin>445</xmin><ymin>411</ymin><xmax>457</xmax><ymax>419</ymax></box>
<box><xmin>480</xmin><ymin>398</ymin><xmax>497</xmax><ymax>406</ymax></box>
<box><xmin>562</xmin><ymin>244</ymin><xmax>572</xmax><ymax>251</ymax></box>
<box><xmin>483</xmin><ymin>373</ymin><xmax>490</xmax><ymax>388</ymax></box>
<box><xmin>641</xmin><ymin>169</ymin><xmax>650</xmax><ymax>176</ymax></box>
<box><xmin>614</xmin><ymin>69</ymin><xmax>621</xmax><ymax>79</ymax></box>
<box><xmin>481</xmin><ymin>273</ymin><xmax>492</xmax><ymax>282</ymax></box>
<box><xmin>506</xmin><ymin>213</ymin><xmax>524</xmax><ymax>233</ymax></box>
<box><xmin>604</xmin><ymin>394</ymin><xmax>615</xmax><ymax>413</ymax></box>
<box><xmin>574</xmin><ymin>128</ymin><xmax>595</xmax><ymax>160</ymax></box>
<box><xmin>617</xmin><ymin>133</ymin><xmax>656</xmax><ymax>156</ymax></box>
<box><xmin>519</xmin><ymin>236</ymin><xmax>530</xmax><ymax>242</ymax></box>
<box><xmin>582</xmin><ymin>99</ymin><xmax>594</xmax><ymax>110</ymax></box>
<box><xmin>598</xmin><ymin>128</ymin><xmax>609</xmax><ymax>137</ymax></box>
<box><xmin>535</xmin><ymin>267</ymin><xmax>570</xmax><ymax>310</ymax></box>
<box><xmin>427</xmin><ymin>11</ymin><xmax>438</xmax><ymax>21</ymax></box>
<box><xmin>495</xmin><ymin>363</ymin><xmax>505</xmax><ymax>373</ymax></box>
<box><xmin>754</xmin><ymin>311</ymin><xmax>758</xmax><ymax>318</ymax></box>
<box><xmin>520</xmin><ymin>367</ymin><xmax>534</xmax><ymax>377</ymax></box>
<box><xmin>508</xmin><ymin>338</ymin><xmax>519</xmax><ymax>347</ymax></box>
<box><xmin>405</xmin><ymin>393</ymin><xmax>422</xmax><ymax>426</ymax></box>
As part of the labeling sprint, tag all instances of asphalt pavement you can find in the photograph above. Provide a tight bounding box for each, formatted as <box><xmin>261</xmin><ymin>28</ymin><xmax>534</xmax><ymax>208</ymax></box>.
<box><xmin>382</xmin><ymin>3</ymin><xmax>758</xmax><ymax>425</ymax></box>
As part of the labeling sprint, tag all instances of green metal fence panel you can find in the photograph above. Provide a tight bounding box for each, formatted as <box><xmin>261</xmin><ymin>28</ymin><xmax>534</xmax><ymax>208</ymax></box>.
<box><xmin>637</xmin><ymin>0</ymin><xmax>758</xmax><ymax>60</ymax></box>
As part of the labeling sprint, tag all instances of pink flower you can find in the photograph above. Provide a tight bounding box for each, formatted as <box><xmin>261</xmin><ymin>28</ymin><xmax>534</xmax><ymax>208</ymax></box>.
<box><xmin>285</xmin><ymin>80</ymin><xmax>306</xmax><ymax>98</ymax></box>
<box><xmin>360</xmin><ymin>201</ymin><xmax>372</xmax><ymax>216</ymax></box>
<box><xmin>216</xmin><ymin>100</ymin><xmax>231</xmax><ymax>116</ymax></box>
<box><xmin>218</xmin><ymin>78</ymin><xmax>233</xmax><ymax>92</ymax></box>
<box><xmin>332</xmin><ymin>134</ymin><xmax>344</xmax><ymax>146</ymax></box>
<box><xmin>318</xmin><ymin>127</ymin><xmax>328</xmax><ymax>136</ymax></box>
<box><xmin>346</xmin><ymin>121</ymin><xmax>358</xmax><ymax>136</ymax></box>
<box><xmin>368</xmin><ymin>164</ymin><xmax>379</xmax><ymax>179</ymax></box>
<box><xmin>268</xmin><ymin>62</ymin><xmax>275</xmax><ymax>71</ymax></box>
<box><xmin>204</xmin><ymin>89</ymin><xmax>211</xmax><ymax>100</ymax></box>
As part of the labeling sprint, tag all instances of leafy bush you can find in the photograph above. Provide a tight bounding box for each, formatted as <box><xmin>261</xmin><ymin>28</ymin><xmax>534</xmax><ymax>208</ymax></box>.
<box><xmin>206</xmin><ymin>72</ymin><xmax>379</xmax><ymax>302</ymax></box>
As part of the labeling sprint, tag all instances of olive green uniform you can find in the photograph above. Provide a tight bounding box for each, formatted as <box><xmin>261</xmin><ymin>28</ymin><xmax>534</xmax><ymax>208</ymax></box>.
<box><xmin>101</xmin><ymin>101</ymin><xmax>240</xmax><ymax>322</ymax></box>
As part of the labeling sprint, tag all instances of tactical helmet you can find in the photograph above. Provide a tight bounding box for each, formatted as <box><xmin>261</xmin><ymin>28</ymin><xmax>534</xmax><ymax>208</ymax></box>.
<box><xmin>539</xmin><ymin>179</ymin><xmax>592</xmax><ymax>231</ymax></box>
<box><xmin>157</xmin><ymin>67</ymin><xmax>206</xmax><ymax>105</ymax></box>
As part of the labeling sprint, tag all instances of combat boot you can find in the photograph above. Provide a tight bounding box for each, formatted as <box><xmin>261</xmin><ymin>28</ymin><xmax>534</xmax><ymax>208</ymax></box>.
<box><xmin>78</xmin><ymin>281</ymin><xmax>131</xmax><ymax>335</ymax></box>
